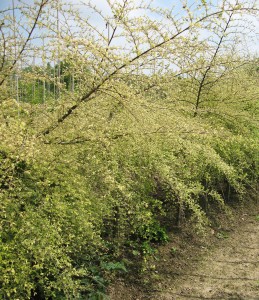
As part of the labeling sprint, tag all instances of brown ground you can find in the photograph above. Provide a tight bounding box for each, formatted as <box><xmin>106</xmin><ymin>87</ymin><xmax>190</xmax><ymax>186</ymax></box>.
<box><xmin>108</xmin><ymin>202</ymin><xmax>259</xmax><ymax>300</ymax></box>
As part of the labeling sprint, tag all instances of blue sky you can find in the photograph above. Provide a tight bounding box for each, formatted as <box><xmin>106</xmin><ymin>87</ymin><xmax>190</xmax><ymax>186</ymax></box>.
<box><xmin>0</xmin><ymin>0</ymin><xmax>190</xmax><ymax>14</ymax></box>
<box><xmin>0</xmin><ymin>0</ymin><xmax>10</xmax><ymax>9</ymax></box>
<box><xmin>1</xmin><ymin>0</ymin><xmax>258</xmax><ymax>56</ymax></box>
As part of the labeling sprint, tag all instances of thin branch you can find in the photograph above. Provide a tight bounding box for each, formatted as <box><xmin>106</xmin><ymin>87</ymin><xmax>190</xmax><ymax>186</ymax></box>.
<box><xmin>39</xmin><ymin>6</ymin><xmax>257</xmax><ymax>137</ymax></box>
<box><xmin>0</xmin><ymin>25</ymin><xmax>6</xmax><ymax>72</ymax></box>
<box><xmin>0</xmin><ymin>0</ymin><xmax>49</xmax><ymax>87</ymax></box>
<box><xmin>194</xmin><ymin>10</ymin><xmax>234</xmax><ymax>116</ymax></box>
<box><xmin>99</xmin><ymin>86</ymin><xmax>140</xmax><ymax>122</ymax></box>
<box><xmin>42</xmin><ymin>128</ymin><xmax>208</xmax><ymax>145</ymax></box>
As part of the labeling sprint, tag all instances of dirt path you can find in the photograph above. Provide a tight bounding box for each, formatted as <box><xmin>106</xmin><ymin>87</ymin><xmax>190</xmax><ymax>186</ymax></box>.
<box><xmin>109</xmin><ymin>206</ymin><xmax>259</xmax><ymax>300</ymax></box>
<box><xmin>152</xmin><ymin>214</ymin><xmax>259</xmax><ymax>300</ymax></box>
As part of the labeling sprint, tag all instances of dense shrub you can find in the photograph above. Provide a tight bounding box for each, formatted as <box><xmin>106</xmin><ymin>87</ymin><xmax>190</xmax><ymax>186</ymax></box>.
<box><xmin>0</xmin><ymin>65</ymin><xmax>258</xmax><ymax>298</ymax></box>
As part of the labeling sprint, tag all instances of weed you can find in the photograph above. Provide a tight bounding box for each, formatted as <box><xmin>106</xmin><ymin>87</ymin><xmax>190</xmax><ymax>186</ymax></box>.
<box><xmin>216</xmin><ymin>231</ymin><xmax>229</xmax><ymax>239</ymax></box>
<box><xmin>170</xmin><ymin>247</ymin><xmax>178</xmax><ymax>256</ymax></box>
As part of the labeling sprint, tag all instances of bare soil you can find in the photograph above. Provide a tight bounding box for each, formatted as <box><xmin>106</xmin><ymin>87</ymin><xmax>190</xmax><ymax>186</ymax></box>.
<box><xmin>108</xmin><ymin>202</ymin><xmax>259</xmax><ymax>300</ymax></box>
